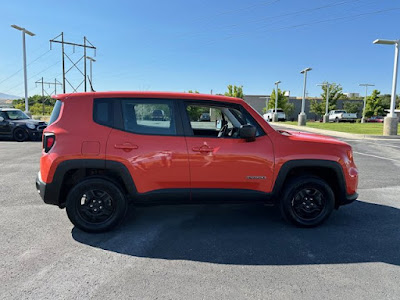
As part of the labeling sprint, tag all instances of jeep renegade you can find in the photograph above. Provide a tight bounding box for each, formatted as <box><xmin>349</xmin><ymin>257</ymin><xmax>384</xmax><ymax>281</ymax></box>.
<box><xmin>36</xmin><ymin>92</ymin><xmax>358</xmax><ymax>232</ymax></box>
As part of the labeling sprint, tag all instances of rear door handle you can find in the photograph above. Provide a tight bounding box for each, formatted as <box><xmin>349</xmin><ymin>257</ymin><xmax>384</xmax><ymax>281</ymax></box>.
<box><xmin>114</xmin><ymin>143</ymin><xmax>138</xmax><ymax>150</ymax></box>
<box><xmin>192</xmin><ymin>146</ymin><xmax>213</xmax><ymax>153</ymax></box>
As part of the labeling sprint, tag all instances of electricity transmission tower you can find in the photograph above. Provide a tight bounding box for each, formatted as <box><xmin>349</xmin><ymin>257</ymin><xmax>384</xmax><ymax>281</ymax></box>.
<box><xmin>49</xmin><ymin>33</ymin><xmax>96</xmax><ymax>93</ymax></box>
<box><xmin>35</xmin><ymin>77</ymin><xmax>62</xmax><ymax>114</ymax></box>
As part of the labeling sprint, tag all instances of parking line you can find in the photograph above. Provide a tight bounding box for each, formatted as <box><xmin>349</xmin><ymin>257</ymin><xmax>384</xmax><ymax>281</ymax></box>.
<box><xmin>353</xmin><ymin>151</ymin><xmax>400</xmax><ymax>162</ymax></box>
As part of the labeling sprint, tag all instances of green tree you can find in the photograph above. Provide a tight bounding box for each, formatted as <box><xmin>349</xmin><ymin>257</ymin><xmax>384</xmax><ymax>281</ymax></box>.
<box><xmin>309</xmin><ymin>99</ymin><xmax>324</xmax><ymax>117</ymax></box>
<box><xmin>187</xmin><ymin>90</ymin><xmax>199</xmax><ymax>93</ymax></box>
<box><xmin>268</xmin><ymin>88</ymin><xmax>294</xmax><ymax>115</ymax></box>
<box><xmin>343</xmin><ymin>101</ymin><xmax>362</xmax><ymax>114</ymax></box>
<box><xmin>365</xmin><ymin>90</ymin><xmax>384</xmax><ymax>117</ymax></box>
<box><xmin>12</xmin><ymin>95</ymin><xmax>55</xmax><ymax>115</ymax></box>
<box><xmin>224</xmin><ymin>85</ymin><xmax>244</xmax><ymax>99</ymax></box>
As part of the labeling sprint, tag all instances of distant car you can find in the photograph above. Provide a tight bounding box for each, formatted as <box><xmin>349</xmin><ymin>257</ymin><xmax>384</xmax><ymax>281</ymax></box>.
<box><xmin>328</xmin><ymin>110</ymin><xmax>357</xmax><ymax>123</ymax></box>
<box><xmin>263</xmin><ymin>109</ymin><xmax>286</xmax><ymax>122</ymax></box>
<box><xmin>0</xmin><ymin>108</ymin><xmax>47</xmax><ymax>142</ymax></box>
<box><xmin>152</xmin><ymin>109</ymin><xmax>165</xmax><ymax>121</ymax></box>
<box><xmin>366</xmin><ymin>116</ymin><xmax>384</xmax><ymax>123</ymax></box>
<box><xmin>199</xmin><ymin>112</ymin><xmax>210</xmax><ymax>122</ymax></box>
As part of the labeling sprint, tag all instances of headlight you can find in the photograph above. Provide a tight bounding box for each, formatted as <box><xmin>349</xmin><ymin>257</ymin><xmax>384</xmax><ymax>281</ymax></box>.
<box><xmin>26</xmin><ymin>123</ymin><xmax>36</xmax><ymax>129</ymax></box>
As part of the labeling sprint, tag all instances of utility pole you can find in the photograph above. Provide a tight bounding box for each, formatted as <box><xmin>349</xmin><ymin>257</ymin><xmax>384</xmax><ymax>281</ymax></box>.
<box><xmin>273</xmin><ymin>81</ymin><xmax>281</xmax><ymax>122</ymax></box>
<box><xmin>317</xmin><ymin>82</ymin><xmax>337</xmax><ymax>123</ymax></box>
<box><xmin>50</xmin><ymin>33</ymin><xmax>96</xmax><ymax>93</ymax></box>
<box><xmin>299</xmin><ymin>67</ymin><xmax>312</xmax><ymax>126</ymax></box>
<box><xmin>11</xmin><ymin>25</ymin><xmax>35</xmax><ymax>114</ymax></box>
<box><xmin>359</xmin><ymin>83</ymin><xmax>375</xmax><ymax>123</ymax></box>
<box><xmin>35</xmin><ymin>78</ymin><xmax>62</xmax><ymax>115</ymax></box>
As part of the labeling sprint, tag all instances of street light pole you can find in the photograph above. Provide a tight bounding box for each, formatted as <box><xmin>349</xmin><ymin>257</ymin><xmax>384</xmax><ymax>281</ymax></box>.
<box><xmin>299</xmin><ymin>67</ymin><xmax>312</xmax><ymax>126</ymax></box>
<box><xmin>11</xmin><ymin>25</ymin><xmax>35</xmax><ymax>114</ymax></box>
<box><xmin>373</xmin><ymin>39</ymin><xmax>399</xmax><ymax>135</ymax></box>
<box><xmin>317</xmin><ymin>82</ymin><xmax>336</xmax><ymax>123</ymax></box>
<box><xmin>273</xmin><ymin>81</ymin><xmax>281</xmax><ymax>122</ymax></box>
<box><xmin>359</xmin><ymin>83</ymin><xmax>374</xmax><ymax>123</ymax></box>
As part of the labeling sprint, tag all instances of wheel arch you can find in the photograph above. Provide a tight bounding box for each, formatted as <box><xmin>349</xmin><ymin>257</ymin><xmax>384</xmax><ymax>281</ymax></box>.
<box><xmin>50</xmin><ymin>159</ymin><xmax>136</xmax><ymax>207</ymax></box>
<box><xmin>272</xmin><ymin>159</ymin><xmax>347</xmax><ymax>208</ymax></box>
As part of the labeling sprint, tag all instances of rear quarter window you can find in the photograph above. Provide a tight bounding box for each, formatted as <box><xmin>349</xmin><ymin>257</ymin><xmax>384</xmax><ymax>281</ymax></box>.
<box><xmin>93</xmin><ymin>99</ymin><xmax>114</xmax><ymax>127</ymax></box>
<box><xmin>48</xmin><ymin>100</ymin><xmax>63</xmax><ymax>125</ymax></box>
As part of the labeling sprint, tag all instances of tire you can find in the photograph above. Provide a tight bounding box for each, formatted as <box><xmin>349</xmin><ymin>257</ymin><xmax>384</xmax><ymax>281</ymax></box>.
<box><xmin>279</xmin><ymin>176</ymin><xmax>335</xmax><ymax>227</ymax></box>
<box><xmin>335</xmin><ymin>118</ymin><xmax>339</xmax><ymax>123</ymax></box>
<box><xmin>66</xmin><ymin>178</ymin><xmax>128</xmax><ymax>233</ymax></box>
<box><xmin>13</xmin><ymin>128</ymin><xmax>28</xmax><ymax>142</ymax></box>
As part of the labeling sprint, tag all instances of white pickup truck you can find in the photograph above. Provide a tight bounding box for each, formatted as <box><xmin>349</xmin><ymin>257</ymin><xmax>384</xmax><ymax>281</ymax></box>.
<box><xmin>328</xmin><ymin>110</ymin><xmax>357</xmax><ymax>123</ymax></box>
<box><xmin>263</xmin><ymin>108</ymin><xmax>286</xmax><ymax>122</ymax></box>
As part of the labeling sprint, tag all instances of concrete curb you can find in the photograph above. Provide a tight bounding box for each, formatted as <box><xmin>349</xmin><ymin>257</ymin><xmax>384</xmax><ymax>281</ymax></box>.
<box><xmin>271</xmin><ymin>123</ymin><xmax>400</xmax><ymax>140</ymax></box>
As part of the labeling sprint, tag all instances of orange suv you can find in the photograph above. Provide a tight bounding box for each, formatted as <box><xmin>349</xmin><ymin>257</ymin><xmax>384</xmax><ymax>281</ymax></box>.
<box><xmin>36</xmin><ymin>92</ymin><xmax>358</xmax><ymax>232</ymax></box>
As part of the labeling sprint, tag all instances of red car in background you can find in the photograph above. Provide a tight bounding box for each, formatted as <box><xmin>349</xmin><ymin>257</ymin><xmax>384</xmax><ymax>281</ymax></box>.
<box><xmin>366</xmin><ymin>116</ymin><xmax>384</xmax><ymax>123</ymax></box>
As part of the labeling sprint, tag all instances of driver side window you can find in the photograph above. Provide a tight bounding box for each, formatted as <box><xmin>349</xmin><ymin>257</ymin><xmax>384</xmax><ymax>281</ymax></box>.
<box><xmin>185</xmin><ymin>103</ymin><xmax>257</xmax><ymax>138</ymax></box>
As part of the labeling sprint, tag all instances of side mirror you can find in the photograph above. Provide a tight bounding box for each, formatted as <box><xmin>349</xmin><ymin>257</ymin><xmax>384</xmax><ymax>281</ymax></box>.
<box><xmin>0</xmin><ymin>116</ymin><xmax>4</xmax><ymax>122</ymax></box>
<box><xmin>239</xmin><ymin>124</ymin><xmax>256</xmax><ymax>142</ymax></box>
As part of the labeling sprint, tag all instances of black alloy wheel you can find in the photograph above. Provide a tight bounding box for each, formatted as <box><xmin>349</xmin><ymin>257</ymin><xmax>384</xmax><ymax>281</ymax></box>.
<box><xmin>13</xmin><ymin>128</ymin><xmax>28</xmax><ymax>142</ymax></box>
<box><xmin>66</xmin><ymin>178</ymin><xmax>128</xmax><ymax>233</ymax></box>
<box><xmin>280</xmin><ymin>176</ymin><xmax>335</xmax><ymax>227</ymax></box>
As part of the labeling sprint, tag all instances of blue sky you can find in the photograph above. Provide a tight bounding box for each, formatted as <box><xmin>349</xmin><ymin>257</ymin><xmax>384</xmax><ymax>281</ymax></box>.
<box><xmin>0</xmin><ymin>0</ymin><xmax>399</xmax><ymax>98</ymax></box>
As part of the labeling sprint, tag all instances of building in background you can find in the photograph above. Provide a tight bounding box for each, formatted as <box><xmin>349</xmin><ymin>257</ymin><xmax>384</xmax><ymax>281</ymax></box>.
<box><xmin>343</xmin><ymin>92</ymin><xmax>360</xmax><ymax>98</ymax></box>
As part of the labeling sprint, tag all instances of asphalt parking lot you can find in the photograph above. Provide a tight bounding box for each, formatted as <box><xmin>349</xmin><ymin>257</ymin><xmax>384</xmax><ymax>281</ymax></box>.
<box><xmin>1</xmin><ymin>135</ymin><xmax>400</xmax><ymax>299</ymax></box>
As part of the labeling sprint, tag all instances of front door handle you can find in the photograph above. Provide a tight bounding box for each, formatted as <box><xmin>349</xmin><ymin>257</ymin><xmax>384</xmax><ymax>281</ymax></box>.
<box><xmin>192</xmin><ymin>146</ymin><xmax>213</xmax><ymax>153</ymax></box>
<box><xmin>114</xmin><ymin>143</ymin><xmax>138</xmax><ymax>151</ymax></box>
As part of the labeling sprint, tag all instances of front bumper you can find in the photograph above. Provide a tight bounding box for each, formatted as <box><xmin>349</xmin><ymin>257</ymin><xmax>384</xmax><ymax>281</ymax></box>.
<box><xmin>36</xmin><ymin>172</ymin><xmax>59</xmax><ymax>206</ymax></box>
<box><xmin>341</xmin><ymin>192</ymin><xmax>358</xmax><ymax>206</ymax></box>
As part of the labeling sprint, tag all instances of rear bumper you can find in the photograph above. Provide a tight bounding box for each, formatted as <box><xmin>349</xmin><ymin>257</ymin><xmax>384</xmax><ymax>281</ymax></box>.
<box><xmin>36</xmin><ymin>172</ymin><xmax>60</xmax><ymax>206</ymax></box>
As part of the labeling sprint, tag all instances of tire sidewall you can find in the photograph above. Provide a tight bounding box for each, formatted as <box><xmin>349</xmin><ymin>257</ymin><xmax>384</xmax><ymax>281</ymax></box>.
<box><xmin>13</xmin><ymin>128</ymin><xmax>28</xmax><ymax>142</ymax></box>
<box><xmin>66</xmin><ymin>178</ymin><xmax>127</xmax><ymax>233</ymax></box>
<box><xmin>280</xmin><ymin>177</ymin><xmax>335</xmax><ymax>227</ymax></box>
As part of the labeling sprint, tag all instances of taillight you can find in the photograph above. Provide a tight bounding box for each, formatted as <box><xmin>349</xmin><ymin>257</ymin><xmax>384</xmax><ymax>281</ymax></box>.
<box><xmin>43</xmin><ymin>134</ymin><xmax>55</xmax><ymax>153</ymax></box>
<box><xmin>347</xmin><ymin>149</ymin><xmax>353</xmax><ymax>161</ymax></box>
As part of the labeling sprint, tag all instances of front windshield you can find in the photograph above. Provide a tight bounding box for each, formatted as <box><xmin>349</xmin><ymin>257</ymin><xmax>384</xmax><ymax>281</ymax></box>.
<box><xmin>5</xmin><ymin>110</ymin><xmax>30</xmax><ymax>120</ymax></box>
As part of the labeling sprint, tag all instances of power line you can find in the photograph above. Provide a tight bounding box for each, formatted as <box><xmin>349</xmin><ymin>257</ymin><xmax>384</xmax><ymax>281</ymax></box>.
<box><xmin>103</xmin><ymin>4</ymin><xmax>398</xmax><ymax>84</ymax></box>
<box><xmin>185</xmin><ymin>0</ymin><xmax>363</xmax><ymax>40</ymax></box>
<box><xmin>201</xmin><ymin>7</ymin><xmax>400</xmax><ymax>46</ymax></box>
<box><xmin>3</xmin><ymin>60</ymin><xmax>61</xmax><ymax>94</ymax></box>
<box><xmin>0</xmin><ymin>49</ymin><xmax>53</xmax><ymax>86</ymax></box>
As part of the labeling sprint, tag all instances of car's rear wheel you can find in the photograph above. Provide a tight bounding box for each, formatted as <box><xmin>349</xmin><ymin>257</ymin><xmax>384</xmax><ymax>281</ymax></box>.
<box><xmin>66</xmin><ymin>178</ymin><xmax>128</xmax><ymax>233</ymax></box>
<box><xmin>280</xmin><ymin>176</ymin><xmax>335</xmax><ymax>227</ymax></box>
<box><xmin>13</xmin><ymin>128</ymin><xmax>28</xmax><ymax>142</ymax></box>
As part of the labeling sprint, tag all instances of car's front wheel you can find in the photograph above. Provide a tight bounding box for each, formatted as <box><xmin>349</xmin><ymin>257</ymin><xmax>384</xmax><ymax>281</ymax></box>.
<box><xmin>66</xmin><ymin>178</ymin><xmax>128</xmax><ymax>233</ymax></box>
<box><xmin>280</xmin><ymin>176</ymin><xmax>335</xmax><ymax>227</ymax></box>
<box><xmin>13</xmin><ymin>128</ymin><xmax>28</xmax><ymax>142</ymax></box>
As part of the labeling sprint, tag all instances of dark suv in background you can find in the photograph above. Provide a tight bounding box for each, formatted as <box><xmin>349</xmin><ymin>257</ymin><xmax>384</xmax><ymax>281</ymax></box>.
<box><xmin>0</xmin><ymin>108</ymin><xmax>47</xmax><ymax>142</ymax></box>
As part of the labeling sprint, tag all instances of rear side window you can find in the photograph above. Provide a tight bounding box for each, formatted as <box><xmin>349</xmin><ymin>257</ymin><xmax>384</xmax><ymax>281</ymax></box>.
<box><xmin>93</xmin><ymin>99</ymin><xmax>114</xmax><ymax>127</ymax></box>
<box><xmin>48</xmin><ymin>100</ymin><xmax>63</xmax><ymax>125</ymax></box>
<box><xmin>121</xmin><ymin>99</ymin><xmax>176</xmax><ymax>135</ymax></box>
